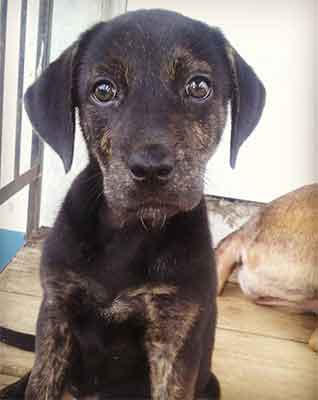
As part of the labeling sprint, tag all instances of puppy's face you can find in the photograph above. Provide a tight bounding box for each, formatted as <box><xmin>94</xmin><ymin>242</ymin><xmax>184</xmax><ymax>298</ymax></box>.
<box><xmin>76</xmin><ymin>12</ymin><xmax>231</xmax><ymax>227</ymax></box>
<box><xmin>24</xmin><ymin>10</ymin><xmax>265</xmax><ymax>229</ymax></box>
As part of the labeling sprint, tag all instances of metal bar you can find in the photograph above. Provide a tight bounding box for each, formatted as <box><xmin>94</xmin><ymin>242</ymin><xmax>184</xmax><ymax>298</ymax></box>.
<box><xmin>110</xmin><ymin>0</ymin><xmax>127</xmax><ymax>18</ymax></box>
<box><xmin>0</xmin><ymin>0</ymin><xmax>8</xmax><ymax>186</ymax></box>
<box><xmin>26</xmin><ymin>0</ymin><xmax>54</xmax><ymax>238</ymax></box>
<box><xmin>0</xmin><ymin>164</ymin><xmax>40</xmax><ymax>206</ymax></box>
<box><xmin>101</xmin><ymin>0</ymin><xmax>127</xmax><ymax>20</ymax></box>
<box><xmin>14</xmin><ymin>0</ymin><xmax>28</xmax><ymax>178</ymax></box>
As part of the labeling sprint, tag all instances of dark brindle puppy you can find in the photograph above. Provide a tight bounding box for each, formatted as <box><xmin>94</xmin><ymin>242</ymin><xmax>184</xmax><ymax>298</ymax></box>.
<box><xmin>0</xmin><ymin>9</ymin><xmax>265</xmax><ymax>400</ymax></box>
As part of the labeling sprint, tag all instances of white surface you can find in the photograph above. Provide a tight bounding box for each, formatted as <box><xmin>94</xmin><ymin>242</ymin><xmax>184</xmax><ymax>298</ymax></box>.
<box><xmin>39</xmin><ymin>0</ymin><xmax>127</xmax><ymax>227</ymax></box>
<box><xmin>0</xmin><ymin>186</ymin><xmax>29</xmax><ymax>232</ymax></box>
<box><xmin>0</xmin><ymin>1</ymin><xmax>127</xmax><ymax>230</ymax></box>
<box><xmin>12</xmin><ymin>0</ymin><xmax>316</xmax><ymax>228</ymax></box>
<box><xmin>1</xmin><ymin>1</ymin><xmax>317</xmax><ymax>230</ymax></box>
<box><xmin>0</xmin><ymin>0</ymin><xmax>39</xmax><ymax>231</ymax></box>
<box><xmin>1</xmin><ymin>0</ymin><xmax>21</xmax><ymax>188</ymax></box>
<box><xmin>128</xmin><ymin>0</ymin><xmax>318</xmax><ymax>202</ymax></box>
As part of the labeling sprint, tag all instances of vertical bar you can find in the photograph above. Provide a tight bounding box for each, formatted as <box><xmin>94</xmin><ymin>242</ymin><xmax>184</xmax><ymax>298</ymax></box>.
<box><xmin>26</xmin><ymin>0</ymin><xmax>53</xmax><ymax>238</ymax></box>
<box><xmin>101</xmin><ymin>0</ymin><xmax>127</xmax><ymax>20</ymax></box>
<box><xmin>14</xmin><ymin>0</ymin><xmax>28</xmax><ymax>178</ymax></box>
<box><xmin>110</xmin><ymin>0</ymin><xmax>127</xmax><ymax>18</ymax></box>
<box><xmin>0</xmin><ymin>0</ymin><xmax>8</xmax><ymax>186</ymax></box>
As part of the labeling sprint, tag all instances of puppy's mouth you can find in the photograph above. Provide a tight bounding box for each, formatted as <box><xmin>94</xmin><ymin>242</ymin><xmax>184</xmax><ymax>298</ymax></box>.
<box><xmin>118</xmin><ymin>188</ymin><xmax>202</xmax><ymax>230</ymax></box>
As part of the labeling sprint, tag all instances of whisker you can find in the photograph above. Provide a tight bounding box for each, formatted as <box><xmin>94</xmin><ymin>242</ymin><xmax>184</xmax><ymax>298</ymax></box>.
<box><xmin>81</xmin><ymin>171</ymin><xmax>101</xmax><ymax>184</ymax></box>
<box><xmin>139</xmin><ymin>211</ymin><xmax>149</xmax><ymax>231</ymax></box>
<box><xmin>85</xmin><ymin>182</ymin><xmax>105</xmax><ymax>215</ymax></box>
<box><xmin>160</xmin><ymin>214</ymin><xmax>167</xmax><ymax>230</ymax></box>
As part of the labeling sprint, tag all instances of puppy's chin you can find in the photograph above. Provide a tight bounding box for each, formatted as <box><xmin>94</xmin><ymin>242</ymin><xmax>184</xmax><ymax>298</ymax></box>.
<box><xmin>137</xmin><ymin>206</ymin><xmax>175</xmax><ymax>231</ymax></box>
<box><xmin>105</xmin><ymin>204</ymin><xmax>179</xmax><ymax>231</ymax></box>
<box><xmin>103</xmin><ymin>182</ymin><xmax>204</xmax><ymax>229</ymax></box>
<box><xmin>105</xmin><ymin>195</ymin><xmax>202</xmax><ymax>231</ymax></box>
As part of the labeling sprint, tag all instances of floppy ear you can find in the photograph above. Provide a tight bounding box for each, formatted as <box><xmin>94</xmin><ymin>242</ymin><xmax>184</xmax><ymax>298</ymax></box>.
<box><xmin>24</xmin><ymin>44</ymin><xmax>78</xmax><ymax>173</ymax></box>
<box><xmin>226</xmin><ymin>46</ymin><xmax>266</xmax><ymax>168</ymax></box>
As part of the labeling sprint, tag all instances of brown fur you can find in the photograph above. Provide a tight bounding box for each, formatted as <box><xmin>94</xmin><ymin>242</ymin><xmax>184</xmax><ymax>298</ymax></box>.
<box><xmin>103</xmin><ymin>284</ymin><xmax>200</xmax><ymax>399</ymax></box>
<box><xmin>216</xmin><ymin>184</ymin><xmax>318</xmax><ymax>351</ymax></box>
<box><xmin>100</xmin><ymin>128</ymin><xmax>112</xmax><ymax>156</ymax></box>
<box><xmin>26</xmin><ymin>319</ymin><xmax>73</xmax><ymax>399</ymax></box>
<box><xmin>165</xmin><ymin>47</ymin><xmax>213</xmax><ymax>82</ymax></box>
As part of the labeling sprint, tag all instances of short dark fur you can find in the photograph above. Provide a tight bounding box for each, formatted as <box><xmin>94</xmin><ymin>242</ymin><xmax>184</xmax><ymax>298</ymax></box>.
<box><xmin>0</xmin><ymin>9</ymin><xmax>265</xmax><ymax>400</ymax></box>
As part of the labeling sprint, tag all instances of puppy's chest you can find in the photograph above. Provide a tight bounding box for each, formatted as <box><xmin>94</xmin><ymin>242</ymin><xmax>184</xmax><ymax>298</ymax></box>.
<box><xmin>89</xmin><ymin>249</ymin><xmax>179</xmax><ymax>291</ymax></box>
<box><xmin>51</xmin><ymin>248</ymin><xmax>200</xmax><ymax>388</ymax></box>
<box><xmin>60</xmin><ymin>249</ymin><xmax>181</xmax><ymax>319</ymax></box>
<box><xmin>70</xmin><ymin>273</ymin><xmax>181</xmax><ymax>367</ymax></box>
<box><xmin>72</xmin><ymin>275</ymin><xmax>196</xmax><ymax>364</ymax></box>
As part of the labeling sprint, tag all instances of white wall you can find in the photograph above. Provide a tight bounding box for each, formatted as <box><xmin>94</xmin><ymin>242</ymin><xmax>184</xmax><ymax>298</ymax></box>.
<box><xmin>36</xmin><ymin>0</ymin><xmax>317</xmax><ymax>226</ymax></box>
<box><xmin>39</xmin><ymin>1</ymin><xmax>101</xmax><ymax>227</ymax></box>
<box><xmin>128</xmin><ymin>0</ymin><xmax>318</xmax><ymax>202</ymax></box>
<box><xmin>0</xmin><ymin>0</ymin><xmax>40</xmax><ymax>231</ymax></box>
<box><xmin>40</xmin><ymin>0</ymin><xmax>127</xmax><ymax>227</ymax></box>
<box><xmin>1</xmin><ymin>1</ymin><xmax>316</xmax><ymax>230</ymax></box>
<box><xmin>0</xmin><ymin>0</ymin><xmax>126</xmax><ymax>230</ymax></box>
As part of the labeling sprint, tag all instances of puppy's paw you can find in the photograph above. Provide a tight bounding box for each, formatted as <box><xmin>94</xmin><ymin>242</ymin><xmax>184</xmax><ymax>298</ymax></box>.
<box><xmin>199</xmin><ymin>372</ymin><xmax>221</xmax><ymax>399</ymax></box>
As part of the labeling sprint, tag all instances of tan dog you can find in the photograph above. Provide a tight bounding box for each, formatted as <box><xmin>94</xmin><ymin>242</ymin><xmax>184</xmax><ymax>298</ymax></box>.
<box><xmin>215</xmin><ymin>184</ymin><xmax>318</xmax><ymax>351</ymax></box>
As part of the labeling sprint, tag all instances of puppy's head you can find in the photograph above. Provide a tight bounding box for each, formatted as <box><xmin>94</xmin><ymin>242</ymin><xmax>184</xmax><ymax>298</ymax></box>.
<box><xmin>25</xmin><ymin>9</ymin><xmax>265</xmax><ymax>228</ymax></box>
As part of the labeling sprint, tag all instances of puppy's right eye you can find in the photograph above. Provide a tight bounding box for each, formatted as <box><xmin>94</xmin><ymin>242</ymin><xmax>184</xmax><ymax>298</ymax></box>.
<box><xmin>92</xmin><ymin>80</ymin><xmax>117</xmax><ymax>103</ymax></box>
<box><xmin>185</xmin><ymin>76</ymin><xmax>212</xmax><ymax>101</ymax></box>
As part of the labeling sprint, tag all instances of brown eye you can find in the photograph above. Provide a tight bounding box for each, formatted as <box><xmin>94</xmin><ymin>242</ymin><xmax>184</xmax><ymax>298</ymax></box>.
<box><xmin>92</xmin><ymin>80</ymin><xmax>117</xmax><ymax>103</ymax></box>
<box><xmin>185</xmin><ymin>76</ymin><xmax>212</xmax><ymax>100</ymax></box>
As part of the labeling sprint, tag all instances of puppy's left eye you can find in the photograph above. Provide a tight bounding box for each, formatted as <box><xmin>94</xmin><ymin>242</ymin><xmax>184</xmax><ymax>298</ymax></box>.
<box><xmin>185</xmin><ymin>76</ymin><xmax>212</xmax><ymax>100</ymax></box>
<box><xmin>92</xmin><ymin>80</ymin><xmax>117</xmax><ymax>103</ymax></box>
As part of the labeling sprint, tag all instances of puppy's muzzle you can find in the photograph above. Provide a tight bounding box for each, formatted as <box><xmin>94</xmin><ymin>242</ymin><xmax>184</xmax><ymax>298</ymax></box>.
<box><xmin>128</xmin><ymin>144</ymin><xmax>175</xmax><ymax>186</ymax></box>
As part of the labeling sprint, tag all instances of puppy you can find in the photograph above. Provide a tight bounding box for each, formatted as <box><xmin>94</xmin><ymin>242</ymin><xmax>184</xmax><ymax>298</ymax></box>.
<box><xmin>216</xmin><ymin>184</ymin><xmax>318</xmax><ymax>351</ymax></box>
<box><xmin>0</xmin><ymin>9</ymin><xmax>265</xmax><ymax>400</ymax></box>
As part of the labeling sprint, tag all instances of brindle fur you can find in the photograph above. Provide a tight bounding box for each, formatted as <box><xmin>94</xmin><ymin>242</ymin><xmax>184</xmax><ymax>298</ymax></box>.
<box><xmin>0</xmin><ymin>9</ymin><xmax>265</xmax><ymax>400</ymax></box>
<box><xmin>102</xmin><ymin>284</ymin><xmax>200</xmax><ymax>399</ymax></box>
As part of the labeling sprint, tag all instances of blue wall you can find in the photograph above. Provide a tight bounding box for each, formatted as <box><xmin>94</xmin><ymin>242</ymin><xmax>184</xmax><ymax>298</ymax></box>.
<box><xmin>0</xmin><ymin>229</ymin><xmax>25</xmax><ymax>272</ymax></box>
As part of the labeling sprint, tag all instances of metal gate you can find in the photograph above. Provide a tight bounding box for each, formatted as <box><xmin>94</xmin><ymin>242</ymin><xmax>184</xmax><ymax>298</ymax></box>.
<box><xmin>0</xmin><ymin>0</ymin><xmax>53</xmax><ymax>237</ymax></box>
<box><xmin>0</xmin><ymin>0</ymin><xmax>127</xmax><ymax>238</ymax></box>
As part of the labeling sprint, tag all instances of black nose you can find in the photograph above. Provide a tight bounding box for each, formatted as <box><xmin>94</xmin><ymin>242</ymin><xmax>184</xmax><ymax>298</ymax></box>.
<box><xmin>128</xmin><ymin>144</ymin><xmax>175</xmax><ymax>184</ymax></box>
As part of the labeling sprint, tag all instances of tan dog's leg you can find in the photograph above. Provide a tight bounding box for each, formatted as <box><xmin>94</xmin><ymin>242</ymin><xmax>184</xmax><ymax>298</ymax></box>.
<box><xmin>215</xmin><ymin>230</ymin><xmax>244</xmax><ymax>295</ymax></box>
<box><xmin>308</xmin><ymin>328</ymin><xmax>318</xmax><ymax>352</ymax></box>
<box><xmin>255</xmin><ymin>297</ymin><xmax>318</xmax><ymax>311</ymax></box>
<box><xmin>255</xmin><ymin>297</ymin><xmax>318</xmax><ymax>352</ymax></box>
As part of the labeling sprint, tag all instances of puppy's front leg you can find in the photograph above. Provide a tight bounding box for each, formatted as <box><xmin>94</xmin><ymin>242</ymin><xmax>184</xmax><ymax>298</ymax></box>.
<box><xmin>26</xmin><ymin>302</ymin><xmax>74</xmax><ymax>400</ymax></box>
<box><xmin>109</xmin><ymin>286</ymin><xmax>201</xmax><ymax>400</ymax></box>
<box><xmin>145</xmin><ymin>299</ymin><xmax>201</xmax><ymax>400</ymax></box>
